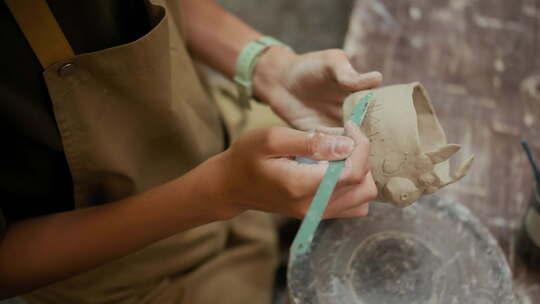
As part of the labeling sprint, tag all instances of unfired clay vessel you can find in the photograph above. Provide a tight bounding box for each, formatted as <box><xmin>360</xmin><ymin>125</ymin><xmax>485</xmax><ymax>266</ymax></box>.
<box><xmin>343</xmin><ymin>82</ymin><xmax>473</xmax><ymax>207</ymax></box>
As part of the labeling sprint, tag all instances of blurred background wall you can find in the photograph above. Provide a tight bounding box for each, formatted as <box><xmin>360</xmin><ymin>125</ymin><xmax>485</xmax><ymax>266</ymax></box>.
<box><xmin>216</xmin><ymin>0</ymin><xmax>354</xmax><ymax>52</ymax></box>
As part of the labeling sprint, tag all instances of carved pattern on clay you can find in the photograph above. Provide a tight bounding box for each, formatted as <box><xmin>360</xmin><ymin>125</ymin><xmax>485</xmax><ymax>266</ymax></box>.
<box><xmin>382</xmin><ymin>151</ymin><xmax>407</xmax><ymax>175</ymax></box>
<box><xmin>343</xmin><ymin>82</ymin><xmax>474</xmax><ymax>207</ymax></box>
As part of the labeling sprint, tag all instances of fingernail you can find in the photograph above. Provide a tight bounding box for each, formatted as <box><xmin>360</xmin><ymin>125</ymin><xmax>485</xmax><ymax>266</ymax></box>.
<box><xmin>334</xmin><ymin>136</ymin><xmax>355</xmax><ymax>158</ymax></box>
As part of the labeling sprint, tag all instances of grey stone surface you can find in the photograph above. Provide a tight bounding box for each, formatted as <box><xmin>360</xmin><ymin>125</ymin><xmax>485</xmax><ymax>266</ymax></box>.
<box><xmin>217</xmin><ymin>0</ymin><xmax>354</xmax><ymax>52</ymax></box>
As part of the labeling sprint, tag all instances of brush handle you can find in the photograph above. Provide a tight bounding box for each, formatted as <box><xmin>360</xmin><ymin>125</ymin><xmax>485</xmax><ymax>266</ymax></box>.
<box><xmin>521</xmin><ymin>140</ymin><xmax>540</xmax><ymax>183</ymax></box>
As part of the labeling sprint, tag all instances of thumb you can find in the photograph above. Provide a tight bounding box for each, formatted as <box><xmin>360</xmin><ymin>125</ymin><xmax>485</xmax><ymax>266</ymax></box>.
<box><xmin>263</xmin><ymin>127</ymin><xmax>355</xmax><ymax>161</ymax></box>
<box><xmin>334</xmin><ymin>61</ymin><xmax>382</xmax><ymax>92</ymax></box>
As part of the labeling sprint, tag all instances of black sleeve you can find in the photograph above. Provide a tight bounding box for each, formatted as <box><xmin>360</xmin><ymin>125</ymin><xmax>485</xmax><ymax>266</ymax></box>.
<box><xmin>0</xmin><ymin>208</ymin><xmax>6</xmax><ymax>238</ymax></box>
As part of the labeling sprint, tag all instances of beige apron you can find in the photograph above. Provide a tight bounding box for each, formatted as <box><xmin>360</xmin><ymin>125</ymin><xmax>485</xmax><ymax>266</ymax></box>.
<box><xmin>6</xmin><ymin>1</ymin><xmax>278</xmax><ymax>303</ymax></box>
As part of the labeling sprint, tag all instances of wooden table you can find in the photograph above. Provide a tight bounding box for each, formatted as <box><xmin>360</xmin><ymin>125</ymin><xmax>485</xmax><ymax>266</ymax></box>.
<box><xmin>345</xmin><ymin>0</ymin><xmax>540</xmax><ymax>302</ymax></box>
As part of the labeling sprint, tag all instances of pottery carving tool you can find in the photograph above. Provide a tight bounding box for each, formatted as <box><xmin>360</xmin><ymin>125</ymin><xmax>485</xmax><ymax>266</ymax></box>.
<box><xmin>290</xmin><ymin>92</ymin><xmax>373</xmax><ymax>260</ymax></box>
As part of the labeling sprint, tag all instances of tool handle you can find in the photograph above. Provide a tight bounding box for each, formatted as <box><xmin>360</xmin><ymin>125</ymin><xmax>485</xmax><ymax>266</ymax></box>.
<box><xmin>290</xmin><ymin>92</ymin><xmax>373</xmax><ymax>257</ymax></box>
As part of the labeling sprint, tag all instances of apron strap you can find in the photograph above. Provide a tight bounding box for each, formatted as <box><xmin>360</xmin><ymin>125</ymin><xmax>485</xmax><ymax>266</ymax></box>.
<box><xmin>5</xmin><ymin>0</ymin><xmax>74</xmax><ymax>69</ymax></box>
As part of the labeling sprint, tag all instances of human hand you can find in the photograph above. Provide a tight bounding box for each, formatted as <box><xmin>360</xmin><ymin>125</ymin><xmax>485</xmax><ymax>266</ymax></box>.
<box><xmin>211</xmin><ymin>121</ymin><xmax>377</xmax><ymax>219</ymax></box>
<box><xmin>253</xmin><ymin>47</ymin><xmax>382</xmax><ymax>132</ymax></box>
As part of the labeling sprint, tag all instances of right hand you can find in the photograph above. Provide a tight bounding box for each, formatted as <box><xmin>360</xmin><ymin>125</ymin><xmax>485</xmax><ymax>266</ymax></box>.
<box><xmin>213</xmin><ymin>121</ymin><xmax>378</xmax><ymax>219</ymax></box>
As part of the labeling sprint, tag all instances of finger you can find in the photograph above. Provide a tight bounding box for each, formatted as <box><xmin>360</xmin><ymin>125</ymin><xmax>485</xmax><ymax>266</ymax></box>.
<box><xmin>261</xmin><ymin>127</ymin><xmax>355</xmax><ymax>161</ymax></box>
<box><xmin>322</xmin><ymin>50</ymin><xmax>381</xmax><ymax>90</ymax></box>
<box><xmin>340</xmin><ymin>121</ymin><xmax>371</xmax><ymax>184</ymax></box>
<box><xmin>265</xmin><ymin>157</ymin><xmax>328</xmax><ymax>205</ymax></box>
<box><xmin>331</xmin><ymin>53</ymin><xmax>382</xmax><ymax>90</ymax></box>
<box><xmin>338</xmin><ymin>70</ymin><xmax>383</xmax><ymax>92</ymax></box>
<box><xmin>314</xmin><ymin>126</ymin><xmax>344</xmax><ymax>136</ymax></box>
<box><xmin>323</xmin><ymin>172</ymin><xmax>377</xmax><ymax>218</ymax></box>
<box><xmin>330</xmin><ymin>55</ymin><xmax>382</xmax><ymax>91</ymax></box>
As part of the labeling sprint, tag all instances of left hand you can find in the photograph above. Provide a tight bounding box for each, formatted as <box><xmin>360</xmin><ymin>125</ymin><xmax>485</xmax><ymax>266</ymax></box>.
<box><xmin>253</xmin><ymin>46</ymin><xmax>382</xmax><ymax>131</ymax></box>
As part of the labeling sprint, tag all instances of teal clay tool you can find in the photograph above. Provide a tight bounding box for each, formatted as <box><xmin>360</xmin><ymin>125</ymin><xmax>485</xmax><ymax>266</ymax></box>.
<box><xmin>290</xmin><ymin>92</ymin><xmax>373</xmax><ymax>259</ymax></box>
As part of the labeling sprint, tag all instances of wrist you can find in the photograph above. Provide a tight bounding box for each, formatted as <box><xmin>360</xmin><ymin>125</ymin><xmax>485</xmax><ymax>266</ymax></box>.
<box><xmin>196</xmin><ymin>152</ymin><xmax>244</xmax><ymax>220</ymax></box>
<box><xmin>252</xmin><ymin>45</ymin><xmax>297</xmax><ymax>105</ymax></box>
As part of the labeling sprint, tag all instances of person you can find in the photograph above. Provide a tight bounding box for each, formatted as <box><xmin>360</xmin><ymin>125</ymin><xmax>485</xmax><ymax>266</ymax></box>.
<box><xmin>0</xmin><ymin>0</ymin><xmax>382</xmax><ymax>303</ymax></box>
